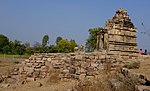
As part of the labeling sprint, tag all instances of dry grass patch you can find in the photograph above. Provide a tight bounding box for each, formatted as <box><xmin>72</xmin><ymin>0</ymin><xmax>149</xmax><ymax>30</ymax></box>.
<box><xmin>46</xmin><ymin>73</ymin><xmax>61</xmax><ymax>84</ymax></box>
<box><xmin>123</xmin><ymin>61</ymin><xmax>140</xmax><ymax>69</ymax></box>
<box><xmin>130</xmin><ymin>59</ymin><xmax>150</xmax><ymax>77</ymax></box>
<box><xmin>0</xmin><ymin>60</ymin><xmax>20</xmax><ymax>74</ymax></box>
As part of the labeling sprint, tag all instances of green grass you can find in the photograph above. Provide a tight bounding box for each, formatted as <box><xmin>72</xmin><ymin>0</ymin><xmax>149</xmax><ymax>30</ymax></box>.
<box><xmin>0</xmin><ymin>54</ymin><xmax>30</xmax><ymax>59</ymax></box>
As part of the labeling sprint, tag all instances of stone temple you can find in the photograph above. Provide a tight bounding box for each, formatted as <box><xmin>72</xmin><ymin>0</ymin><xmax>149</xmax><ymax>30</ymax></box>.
<box><xmin>97</xmin><ymin>8</ymin><xmax>138</xmax><ymax>59</ymax></box>
<box><xmin>2</xmin><ymin>8</ymin><xmax>140</xmax><ymax>84</ymax></box>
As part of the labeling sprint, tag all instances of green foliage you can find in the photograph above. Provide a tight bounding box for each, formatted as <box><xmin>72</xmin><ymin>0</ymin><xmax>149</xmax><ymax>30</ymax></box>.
<box><xmin>0</xmin><ymin>34</ymin><xmax>78</xmax><ymax>55</ymax></box>
<box><xmin>42</xmin><ymin>35</ymin><xmax>49</xmax><ymax>47</ymax></box>
<box><xmin>123</xmin><ymin>61</ymin><xmax>140</xmax><ymax>69</ymax></box>
<box><xmin>2</xmin><ymin>45</ymin><xmax>10</xmax><ymax>54</ymax></box>
<box><xmin>0</xmin><ymin>34</ymin><xmax>26</xmax><ymax>55</ymax></box>
<box><xmin>0</xmin><ymin>34</ymin><xmax>9</xmax><ymax>53</ymax></box>
<box><xmin>56</xmin><ymin>36</ymin><xmax>62</xmax><ymax>45</ymax></box>
<box><xmin>9</xmin><ymin>40</ymin><xmax>26</xmax><ymax>55</ymax></box>
<box><xmin>56</xmin><ymin>39</ymin><xmax>77</xmax><ymax>53</ymax></box>
<box><xmin>0</xmin><ymin>54</ymin><xmax>30</xmax><ymax>58</ymax></box>
<box><xmin>58</xmin><ymin>39</ymin><xmax>72</xmax><ymax>53</ymax></box>
<box><xmin>48</xmin><ymin>45</ymin><xmax>59</xmax><ymax>53</ymax></box>
<box><xmin>25</xmin><ymin>47</ymin><xmax>34</xmax><ymax>55</ymax></box>
<box><xmin>32</xmin><ymin>42</ymin><xmax>41</xmax><ymax>53</ymax></box>
<box><xmin>70</xmin><ymin>39</ymin><xmax>78</xmax><ymax>51</ymax></box>
<box><xmin>24</xmin><ymin>42</ymin><xmax>30</xmax><ymax>48</ymax></box>
<box><xmin>85</xmin><ymin>27</ymin><xmax>103</xmax><ymax>52</ymax></box>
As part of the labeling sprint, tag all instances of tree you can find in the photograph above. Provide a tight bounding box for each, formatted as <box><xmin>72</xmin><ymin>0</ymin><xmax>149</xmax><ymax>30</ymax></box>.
<box><xmin>24</xmin><ymin>42</ymin><xmax>30</xmax><ymax>48</ymax></box>
<box><xmin>57</xmin><ymin>39</ymin><xmax>78</xmax><ymax>53</ymax></box>
<box><xmin>23</xmin><ymin>42</ymin><xmax>33</xmax><ymax>55</ymax></box>
<box><xmin>33</xmin><ymin>42</ymin><xmax>41</xmax><ymax>48</ymax></box>
<box><xmin>56</xmin><ymin>36</ymin><xmax>62</xmax><ymax>45</ymax></box>
<box><xmin>9</xmin><ymin>40</ymin><xmax>25</xmax><ymax>55</ymax></box>
<box><xmin>2</xmin><ymin>45</ymin><xmax>10</xmax><ymax>54</ymax></box>
<box><xmin>0</xmin><ymin>34</ymin><xmax>9</xmax><ymax>53</ymax></box>
<box><xmin>70</xmin><ymin>39</ymin><xmax>78</xmax><ymax>52</ymax></box>
<box><xmin>85</xmin><ymin>27</ymin><xmax>103</xmax><ymax>52</ymax></box>
<box><xmin>42</xmin><ymin>35</ymin><xmax>49</xmax><ymax>47</ymax></box>
<box><xmin>33</xmin><ymin>42</ymin><xmax>41</xmax><ymax>53</ymax></box>
<box><xmin>48</xmin><ymin>45</ymin><xmax>59</xmax><ymax>53</ymax></box>
<box><xmin>58</xmin><ymin>39</ymin><xmax>72</xmax><ymax>53</ymax></box>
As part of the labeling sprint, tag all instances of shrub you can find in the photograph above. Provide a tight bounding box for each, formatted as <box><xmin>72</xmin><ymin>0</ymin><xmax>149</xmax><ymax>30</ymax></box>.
<box><xmin>123</xmin><ymin>61</ymin><xmax>140</xmax><ymax>69</ymax></box>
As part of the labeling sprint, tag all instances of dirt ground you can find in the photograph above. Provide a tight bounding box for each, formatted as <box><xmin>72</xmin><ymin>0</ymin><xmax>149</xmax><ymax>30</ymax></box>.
<box><xmin>0</xmin><ymin>78</ymin><xmax>77</xmax><ymax>91</ymax></box>
<box><xmin>1</xmin><ymin>57</ymin><xmax>150</xmax><ymax>91</ymax></box>
<box><xmin>0</xmin><ymin>58</ymin><xmax>23</xmax><ymax>74</ymax></box>
<box><xmin>0</xmin><ymin>58</ymin><xmax>77</xmax><ymax>91</ymax></box>
<box><xmin>130</xmin><ymin>58</ymin><xmax>150</xmax><ymax>78</ymax></box>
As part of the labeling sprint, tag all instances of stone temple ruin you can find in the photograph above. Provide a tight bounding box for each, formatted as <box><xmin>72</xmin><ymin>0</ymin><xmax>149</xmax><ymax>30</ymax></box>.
<box><xmin>96</xmin><ymin>8</ymin><xmax>138</xmax><ymax>59</ymax></box>
<box><xmin>0</xmin><ymin>8</ymin><xmax>140</xmax><ymax>83</ymax></box>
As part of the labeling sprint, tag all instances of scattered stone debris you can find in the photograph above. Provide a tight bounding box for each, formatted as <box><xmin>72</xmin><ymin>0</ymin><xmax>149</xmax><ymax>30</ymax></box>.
<box><xmin>0</xmin><ymin>75</ymin><xmax>4</xmax><ymax>83</ymax></box>
<box><xmin>122</xmin><ymin>68</ymin><xmax>150</xmax><ymax>91</ymax></box>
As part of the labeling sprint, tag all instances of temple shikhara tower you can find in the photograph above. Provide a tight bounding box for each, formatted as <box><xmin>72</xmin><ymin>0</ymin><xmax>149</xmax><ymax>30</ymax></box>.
<box><xmin>97</xmin><ymin>8</ymin><xmax>138</xmax><ymax>59</ymax></box>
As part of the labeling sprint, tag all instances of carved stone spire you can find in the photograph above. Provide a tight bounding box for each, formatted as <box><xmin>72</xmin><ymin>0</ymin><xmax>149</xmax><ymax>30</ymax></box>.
<box><xmin>104</xmin><ymin>8</ymin><xmax>135</xmax><ymax>29</ymax></box>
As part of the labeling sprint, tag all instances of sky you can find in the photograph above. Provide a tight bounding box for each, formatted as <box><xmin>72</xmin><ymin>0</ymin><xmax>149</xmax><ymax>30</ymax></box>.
<box><xmin>0</xmin><ymin>0</ymin><xmax>150</xmax><ymax>50</ymax></box>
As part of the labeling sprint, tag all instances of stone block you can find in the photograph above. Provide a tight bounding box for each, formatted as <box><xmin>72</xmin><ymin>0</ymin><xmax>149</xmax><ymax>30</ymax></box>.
<box><xmin>19</xmin><ymin>67</ymin><xmax>24</xmax><ymax>73</ymax></box>
<box><xmin>47</xmin><ymin>58</ymin><xmax>52</xmax><ymax>62</ymax></box>
<box><xmin>36</xmin><ymin>60</ymin><xmax>44</xmax><ymax>63</ymax></box>
<box><xmin>63</xmin><ymin>69</ymin><xmax>69</xmax><ymax>73</ymax></box>
<box><xmin>64</xmin><ymin>73</ymin><xmax>71</xmax><ymax>79</ymax></box>
<box><xmin>33</xmin><ymin>71</ymin><xmax>40</xmax><ymax>78</ymax></box>
<box><xmin>86</xmin><ymin>76</ymin><xmax>94</xmax><ymax>80</ymax></box>
<box><xmin>91</xmin><ymin>63</ymin><xmax>98</xmax><ymax>67</ymax></box>
<box><xmin>0</xmin><ymin>75</ymin><xmax>3</xmax><ymax>83</ymax></box>
<box><xmin>79</xmin><ymin>74</ymin><xmax>86</xmax><ymax>80</ymax></box>
<box><xmin>25</xmin><ymin>59</ymin><xmax>30</xmax><ymax>62</ymax></box>
<box><xmin>42</xmin><ymin>57</ymin><xmax>47</xmax><ymax>61</ymax></box>
<box><xmin>99</xmin><ymin>55</ymin><xmax>106</xmax><ymax>59</ymax></box>
<box><xmin>5</xmin><ymin>78</ymin><xmax>17</xmax><ymax>84</ymax></box>
<box><xmin>0</xmin><ymin>84</ymin><xmax>9</xmax><ymax>88</ymax></box>
<box><xmin>35</xmin><ymin>64</ymin><xmax>42</xmax><ymax>68</ymax></box>
<box><xmin>12</xmin><ymin>72</ymin><xmax>18</xmax><ymax>75</ymax></box>
<box><xmin>79</xmin><ymin>68</ymin><xmax>86</xmax><ymax>74</ymax></box>
<box><xmin>21</xmin><ymin>61</ymin><xmax>26</xmax><ymax>65</ymax></box>
<box><xmin>40</xmin><ymin>68</ymin><xmax>47</xmax><ymax>72</ymax></box>
<box><xmin>138</xmin><ymin>79</ymin><xmax>146</xmax><ymax>85</ymax></box>
<box><xmin>26</xmin><ymin>63</ymin><xmax>33</xmax><ymax>67</ymax></box>
<box><xmin>36</xmin><ymin>58</ymin><xmax>42</xmax><ymax>60</ymax></box>
<box><xmin>30</xmin><ymin>60</ymin><xmax>36</xmax><ymax>63</ymax></box>
<box><xmin>26</xmin><ymin>77</ymin><xmax>35</xmax><ymax>82</ymax></box>
<box><xmin>23</xmin><ymin>67</ymin><xmax>34</xmax><ymax>74</ymax></box>
<box><xmin>41</xmin><ymin>66</ymin><xmax>47</xmax><ymax>69</ymax></box>
<box><xmin>135</xmin><ymin>85</ymin><xmax>150</xmax><ymax>91</ymax></box>
<box><xmin>69</xmin><ymin>68</ymin><xmax>76</xmax><ymax>74</ymax></box>
<box><xmin>75</xmin><ymin>55</ymin><xmax>83</xmax><ymax>61</ymax></box>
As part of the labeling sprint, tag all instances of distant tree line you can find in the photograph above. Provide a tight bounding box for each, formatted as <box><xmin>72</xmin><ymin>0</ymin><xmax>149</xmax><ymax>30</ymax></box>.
<box><xmin>0</xmin><ymin>34</ymin><xmax>78</xmax><ymax>55</ymax></box>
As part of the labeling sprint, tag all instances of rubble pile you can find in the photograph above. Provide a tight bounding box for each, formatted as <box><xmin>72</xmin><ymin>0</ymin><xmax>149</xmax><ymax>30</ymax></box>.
<box><xmin>17</xmin><ymin>52</ymin><xmax>123</xmax><ymax>80</ymax></box>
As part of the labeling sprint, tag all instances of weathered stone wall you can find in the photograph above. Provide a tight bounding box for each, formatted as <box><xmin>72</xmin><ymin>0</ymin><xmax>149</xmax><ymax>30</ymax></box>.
<box><xmin>17</xmin><ymin>51</ymin><xmax>139</xmax><ymax>80</ymax></box>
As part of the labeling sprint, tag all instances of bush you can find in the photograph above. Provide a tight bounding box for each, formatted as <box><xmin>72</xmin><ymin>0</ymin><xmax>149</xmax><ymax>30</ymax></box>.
<box><xmin>123</xmin><ymin>61</ymin><xmax>140</xmax><ymax>69</ymax></box>
<box><xmin>115</xmin><ymin>72</ymin><xmax>139</xmax><ymax>91</ymax></box>
<box><xmin>75</xmin><ymin>74</ymin><xmax>116</xmax><ymax>91</ymax></box>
